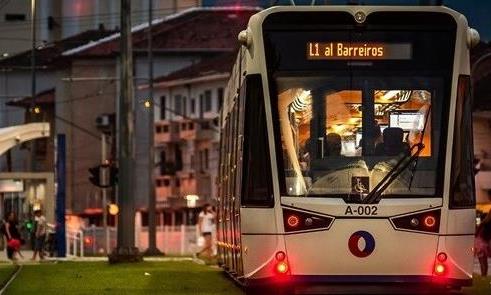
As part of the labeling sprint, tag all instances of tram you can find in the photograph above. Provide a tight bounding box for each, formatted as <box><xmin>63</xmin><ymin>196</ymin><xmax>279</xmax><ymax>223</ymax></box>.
<box><xmin>217</xmin><ymin>5</ymin><xmax>480</xmax><ymax>294</ymax></box>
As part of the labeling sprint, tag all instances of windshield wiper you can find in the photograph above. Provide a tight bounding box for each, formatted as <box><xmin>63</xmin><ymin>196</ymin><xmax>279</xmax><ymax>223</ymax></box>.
<box><xmin>364</xmin><ymin>105</ymin><xmax>432</xmax><ymax>204</ymax></box>
<box><xmin>363</xmin><ymin>143</ymin><xmax>425</xmax><ymax>204</ymax></box>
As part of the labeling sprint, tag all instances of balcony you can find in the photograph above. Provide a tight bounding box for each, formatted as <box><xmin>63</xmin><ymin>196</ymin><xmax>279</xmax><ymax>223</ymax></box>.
<box><xmin>155</xmin><ymin>120</ymin><xmax>179</xmax><ymax>145</ymax></box>
<box><xmin>178</xmin><ymin>119</ymin><xmax>219</xmax><ymax>141</ymax></box>
<box><xmin>155</xmin><ymin>175</ymin><xmax>179</xmax><ymax>202</ymax></box>
<box><xmin>175</xmin><ymin>171</ymin><xmax>213</xmax><ymax>200</ymax></box>
<box><xmin>176</xmin><ymin>171</ymin><xmax>197</xmax><ymax>197</ymax></box>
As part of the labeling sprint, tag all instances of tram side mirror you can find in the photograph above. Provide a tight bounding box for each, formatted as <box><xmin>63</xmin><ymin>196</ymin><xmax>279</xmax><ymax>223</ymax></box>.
<box><xmin>238</xmin><ymin>29</ymin><xmax>253</xmax><ymax>48</ymax></box>
<box><xmin>467</xmin><ymin>28</ymin><xmax>480</xmax><ymax>49</ymax></box>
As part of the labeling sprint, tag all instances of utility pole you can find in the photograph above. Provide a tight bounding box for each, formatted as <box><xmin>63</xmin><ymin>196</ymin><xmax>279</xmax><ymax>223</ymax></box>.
<box><xmin>145</xmin><ymin>0</ymin><xmax>162</xmax><ymax>256</ymax></box>
<box><xmin>101</xmin><ymin>134</ymin><xmax>109</xmax><ymax>254</ymax></box>
<box><xmin>30</xmin><ymin>0</ymin><xmax>37</xmax><ymax>172</ymax></box>
<box><xmin>109</xmin><ymin>0</ymin><xmax>142</xmax><ymax>263</ymax></box>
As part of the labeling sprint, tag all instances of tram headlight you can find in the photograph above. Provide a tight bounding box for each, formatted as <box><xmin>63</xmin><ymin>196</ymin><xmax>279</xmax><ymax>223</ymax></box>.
<box><xmin>423</xmin><ymin>216</ymin><xmax>436</xmax><ymax>228</ymax></box>
<box><xmin>390</xmin><ymin>209</ymin><xmax>441</xmax><ymax>233</ymax></box>
<box><xmin>282</xmin><ymin>208</ymin><xmax>333</xmax><ymax>232</ymax></box>
<box><xmin>410</xmin><ymin>218</ymin><xmax>419</xmax><ymax>227</ymax></box>
<box><xmin>287</xmin><ymin>215</ymin><xmax>300</xmax><ymax>228</ymax></box>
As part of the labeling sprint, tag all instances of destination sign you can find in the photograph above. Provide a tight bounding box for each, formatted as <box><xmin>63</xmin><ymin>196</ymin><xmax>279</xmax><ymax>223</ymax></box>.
<box><xmin>307</xmin><ymin>42</ymin><xmax>412</xmax><ymax>60</ymax></box>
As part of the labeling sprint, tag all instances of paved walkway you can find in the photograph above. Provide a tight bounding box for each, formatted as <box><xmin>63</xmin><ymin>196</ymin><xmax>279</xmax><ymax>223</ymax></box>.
<box><xmin>0</xmin><ymin>249</ymin><xmax>193</xmax><ymax>263</ymax></box>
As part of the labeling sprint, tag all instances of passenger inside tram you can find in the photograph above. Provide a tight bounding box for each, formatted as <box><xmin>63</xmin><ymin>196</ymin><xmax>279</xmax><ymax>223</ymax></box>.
<box><xmin>278</xmin><ymin>83</ymin><xmax>433</xmax><ymax>199</ymax></box>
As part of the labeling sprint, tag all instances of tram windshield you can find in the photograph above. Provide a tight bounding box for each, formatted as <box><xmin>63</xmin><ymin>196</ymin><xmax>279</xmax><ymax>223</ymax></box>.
<box><xmin>274</xmin><ymin>77</ymin><xmax>443</xmax><ymax>200</ymax></box>
<box><xmin>263</xmin><ymin>12</ymin><xmax>455</xmax><ymax>200</ymax></box>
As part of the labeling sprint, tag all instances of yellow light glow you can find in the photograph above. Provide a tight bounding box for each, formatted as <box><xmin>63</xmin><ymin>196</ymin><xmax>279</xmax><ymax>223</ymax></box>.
<box><xmin>144</xmin><ymin>100</ymin><xmax>151</xmax><ymax>108</ymax></box>
<box><xmin>108</xmin><ymin>204</ymin><xmax>119</xmax><ymax>215</ymax></box>
<box><xmin>33</xmin><ymin>106</ymin><xmax>41</xmax><ymax>114</ymax></box>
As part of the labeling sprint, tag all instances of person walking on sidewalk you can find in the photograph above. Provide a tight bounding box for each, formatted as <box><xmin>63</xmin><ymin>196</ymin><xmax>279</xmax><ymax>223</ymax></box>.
<box><xmin>476</xmin><ymin>211</ymin><xmax>491</xmax><ymax>276</ymax></box>
<box><xmin>197</xmin><ymin>204</ymin><xmax>216</xmax><ymax>258</ymax></box>
<box><xmin>31</xmin><ymin>209</ymin><xmax>47</xmax><ymax>261</ymax></box>
<box><xmin>2</xmin><ymin>212</ymin><xmax>21</xmax><ymax>262</ymax></box>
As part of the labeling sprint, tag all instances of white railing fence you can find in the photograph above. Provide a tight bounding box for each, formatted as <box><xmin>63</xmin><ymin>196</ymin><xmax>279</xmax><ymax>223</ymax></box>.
<box><xmin>66</xmin><ymin>228</ymin><xmax>84</xmax><ymax>257</ymax></box>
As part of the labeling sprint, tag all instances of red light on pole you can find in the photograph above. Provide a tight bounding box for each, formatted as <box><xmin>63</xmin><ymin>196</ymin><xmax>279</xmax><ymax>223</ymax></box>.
<box><xmin>84</xmin><ymin>237</ymin><xmax>92</xmax><ymax>245</ymax></box>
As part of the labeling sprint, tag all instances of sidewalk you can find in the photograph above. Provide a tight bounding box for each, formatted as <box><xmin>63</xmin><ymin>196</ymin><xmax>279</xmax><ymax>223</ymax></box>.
<box><xmin>0</xmin><ymin>249</ymin><xmax>193</xmax><ymax>263</ymax></box>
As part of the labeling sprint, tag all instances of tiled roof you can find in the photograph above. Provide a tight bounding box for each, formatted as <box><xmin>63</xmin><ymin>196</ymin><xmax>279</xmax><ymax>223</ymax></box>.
<box><xmin>0</xmin><ymin>29</ymin><xmax>116</xmax><ymax>69</ymax></box>
<box><xmin>63</xmin><ymin>7</ymin><xmax>259</xmax><ymax>57</ymax></box>
<box><xmin>153</xmin><ymin>52</ymin><xmax>236</xmax><ymax>86</ymax></box>
<box><xmin>6</xmin><ymin>88</ymin><xmax>55</xmax><ymax>107</ymax></box>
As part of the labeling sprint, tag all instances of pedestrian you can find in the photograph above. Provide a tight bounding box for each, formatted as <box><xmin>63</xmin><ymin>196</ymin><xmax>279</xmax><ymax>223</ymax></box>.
<box><xmin>196</xmin><ymin>203</ymin><xmax>216</xmax><ymax>258</ymax></box>
<box><xmin>2</xmin><ymin>212</ymin><xmax>22</xmax><ymax>262</ymax></box>
<box><xmin>476</xmin><ymin>211</ymin><xmax>491</xmax><ymax>276</ymax></box>
<box><xmin>31</xmin><ymin>209</ymin><xmax>47</xmax><ymax>261</ymax></box>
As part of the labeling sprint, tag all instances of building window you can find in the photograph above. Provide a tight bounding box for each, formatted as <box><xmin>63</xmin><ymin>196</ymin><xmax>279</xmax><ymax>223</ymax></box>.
<box><xmin>162</xmin><ymin>125</ymin><xmax>169</xmax><ymax>133</ymax></box>
<box><xmin>5</xmin><ymin>14</ymin><xmax>26</xmax><ymax>21</ymax></box>
<box><xmin>199</xmin><ymin>94</ymin><xmax>204</xmax><ymax>118</ymax></box>
<box><xmin>190</xmin><ymin>98</ymin><xmax>196</xmax><ymax>114</ymax></box>
<box><xmin>204</xmin><ymin>90</ymin><xmax>212</xmax><ymax>112</ymax></box>
<box><xmin>217</xmin><ymin>88</ymin><xmax>224</xmax><ymax>111</ymax></box>
<box><xmin>204</xmin><ymin>148</ymin><xmax>209</xmax><ymax>170</ymax></box>
<box><xmin>163</xmin><ymin>179</ymin><xmax>170</xmax><ymax>186</ymax></box>
<box><xmin>174</xmin><ymin>94</ymin><xmax>182</xmax><ymax>117</ymax></box>
<box><xmin>188</xmin><ymin>122</ymin><xmax>194</xmax><ymax>130</ymax></box>
<box><xmin>160</xmin><ymin>96</ymin><xmax>166</xmax><ymax>119</ymax></box>
<box><xmin>175</xmin><ymin>178</ymin><xmax>181</xmax><ymax>187</ymax></box>
<box><xmin>182</xmin><ymin>96</ymin><xmax>187</xmax><ymax>117</ymax></box>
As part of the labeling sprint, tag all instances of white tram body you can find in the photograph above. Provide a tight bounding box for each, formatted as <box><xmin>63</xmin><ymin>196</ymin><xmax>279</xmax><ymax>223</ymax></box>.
<box><xmin>217</xmin><ymin>5</ymin><xmax>479</xmax><ymax>294</ymax></box>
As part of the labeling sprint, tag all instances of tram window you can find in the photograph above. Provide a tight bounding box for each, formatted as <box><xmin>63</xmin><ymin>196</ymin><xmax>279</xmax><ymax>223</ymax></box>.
<box><xmin>374</xmin><ymin>90</ymin><xmax>432</xmax><ymax>158</ymax></box>
<box><xmin>274</xmin><ymin>76</ymin><xmax>444</xmax><ymax>199</ymax></box>
<box><xmin>241</xmin><ymin>74</ymin><xmax>274</xmax><ymax>207</ymax></box>
<box><xmin>450</xmin><ymin>76</ymin><xmax>475</xmax><ymax>209</ymax></box>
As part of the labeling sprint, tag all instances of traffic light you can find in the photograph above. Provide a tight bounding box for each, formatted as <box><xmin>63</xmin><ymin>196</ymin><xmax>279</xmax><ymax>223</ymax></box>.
<box><xmin>88</xmin><ymin>165</ymin><xmax>101</xmax><ymax>187</ymax></box>
<box><xmin>89</xmin><ymin>164</ymin><xmax>118</xmax><ymax>188</ymax></box>
<box><xmin>25</xmin><ymin>219</ymin><xmax>34</xmax><ymax>232</ymax></box>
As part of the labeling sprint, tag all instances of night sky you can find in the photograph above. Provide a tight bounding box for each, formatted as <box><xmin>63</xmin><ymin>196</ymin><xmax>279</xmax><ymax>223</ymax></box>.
<box><xmin>203</xmin><ymin>0</ymin><xmax>491</xmax><ymax>41</ymax></box>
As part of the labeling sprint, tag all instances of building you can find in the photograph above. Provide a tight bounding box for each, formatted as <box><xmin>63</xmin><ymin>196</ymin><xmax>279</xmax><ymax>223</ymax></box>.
<box><xmin>0</xmin><ymin>0</ymin><xmax>201</xmax><ymax>57</ymax></box>
<box><xmin>144</xmin><ymin>53</ymin><xmax>235</xmax><ymax>226</ymax></box>
<box><xmin>40</xmin><ymin>7</ymin><xmax>255</xmax><ymax>218</ymax></box>
<box><xmin>0</xmin><ymin>28</ymin><xmax>115</xmax><ymax>224</ymax></box>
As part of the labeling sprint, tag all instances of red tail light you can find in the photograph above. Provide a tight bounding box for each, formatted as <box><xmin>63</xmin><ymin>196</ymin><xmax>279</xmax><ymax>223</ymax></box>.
<box><xmin>391</xmin><ymin>209</ymin><xmax>441</xmax><ymax>233</ymax></box>
<box><xmin>276</xmin><ymin>261</ymin><xmax>289</xmax><ymax>274</ymax></box>
<box><xmin>283</xmin><ymin>208</ymin><xmax>333</xmax><ymax>232</ymax></box>
<box><xmin>434</xmin><ymin>263</ymin><xmax>446</xmax><ymax>276</ymax></box>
